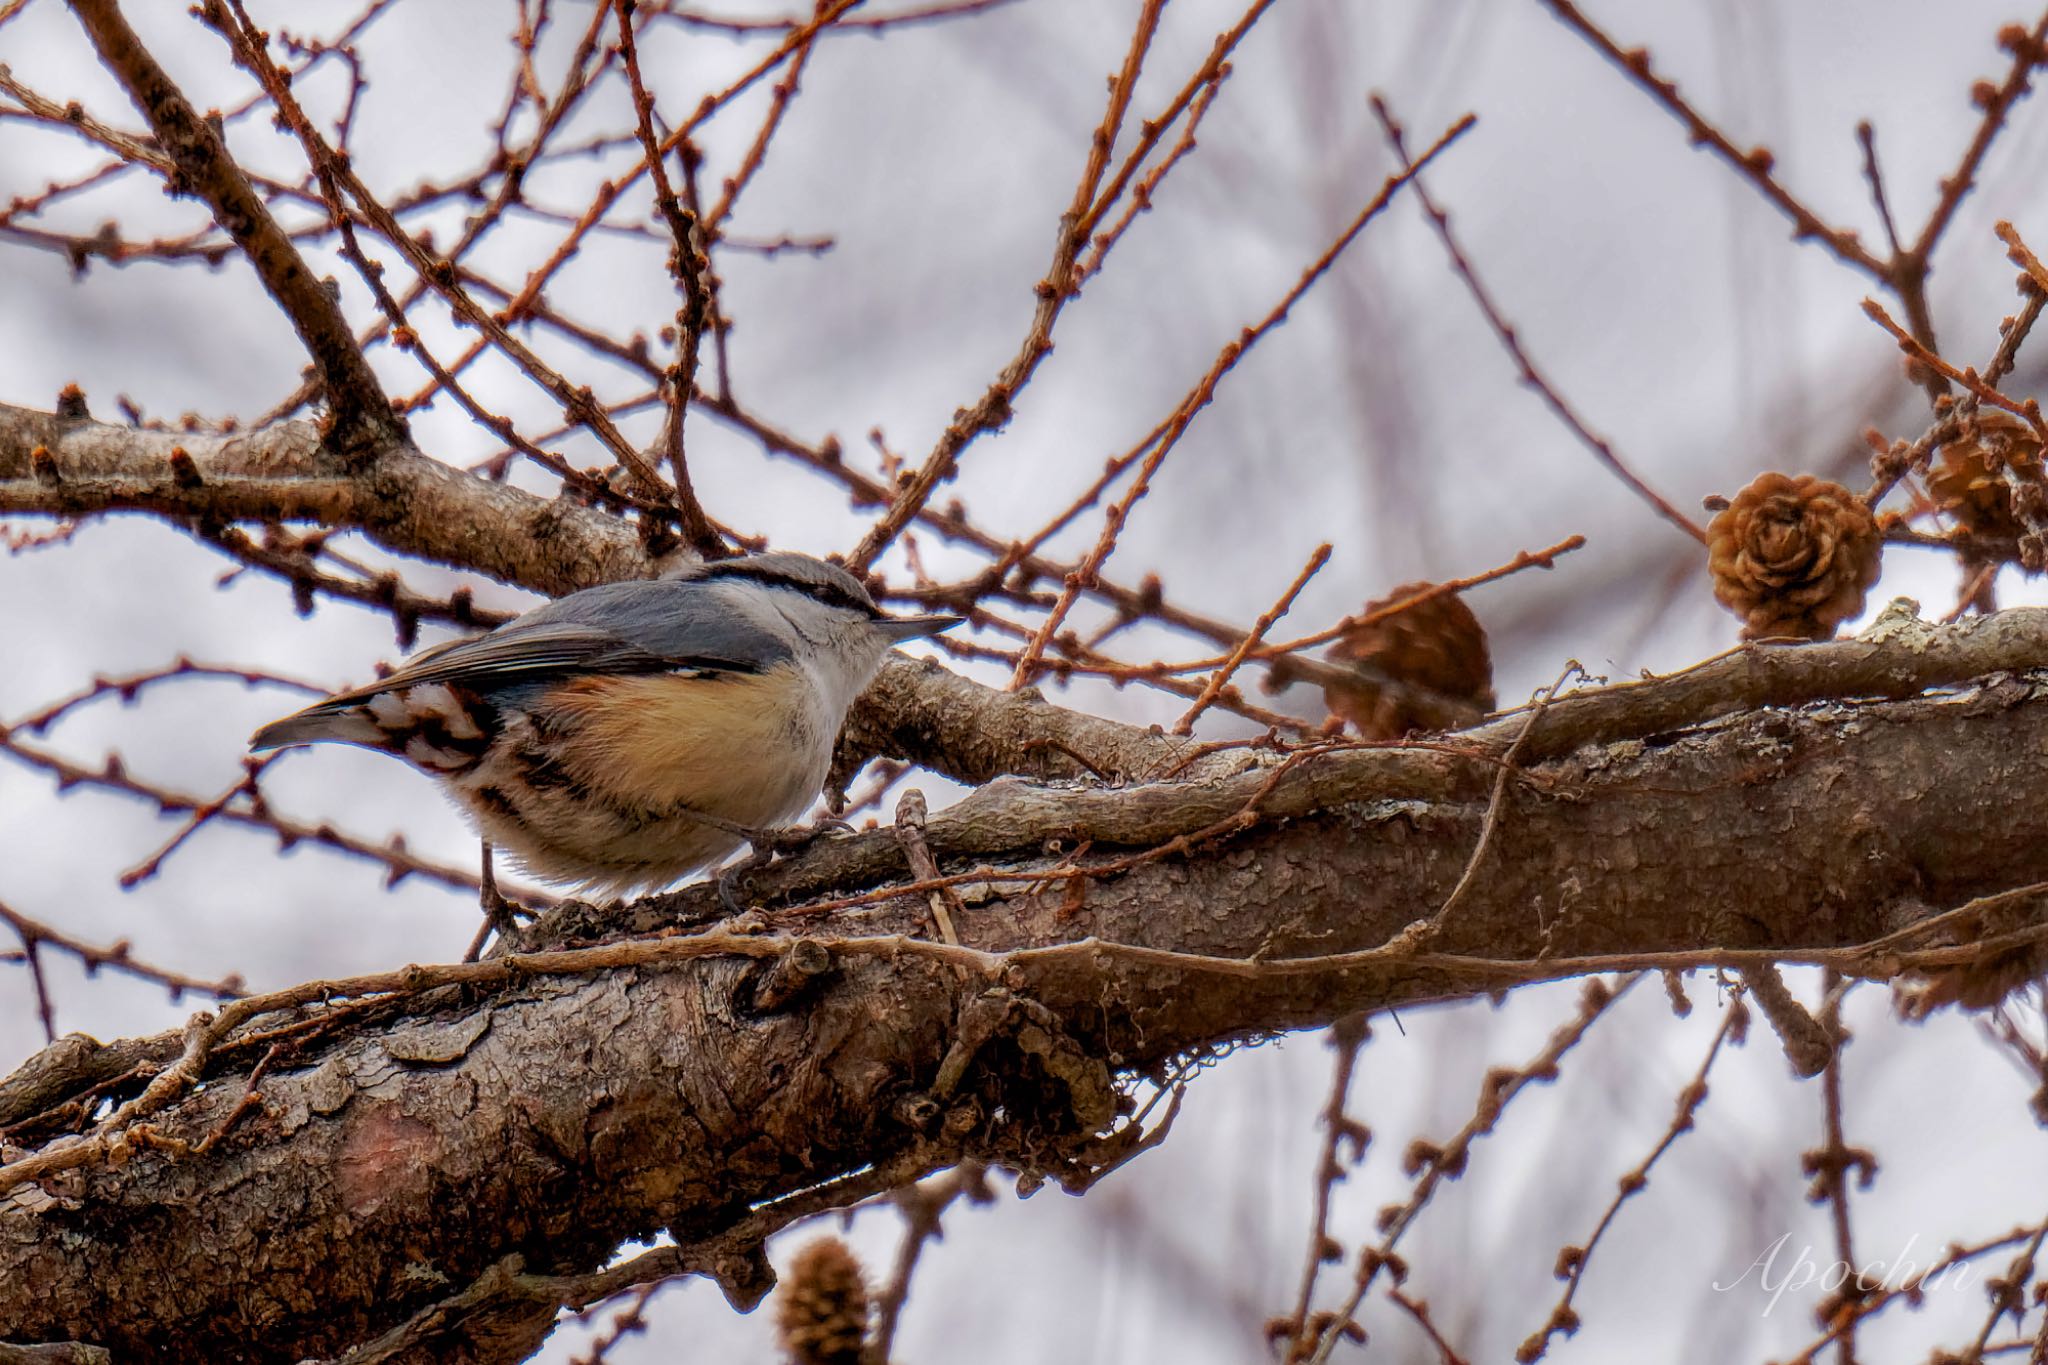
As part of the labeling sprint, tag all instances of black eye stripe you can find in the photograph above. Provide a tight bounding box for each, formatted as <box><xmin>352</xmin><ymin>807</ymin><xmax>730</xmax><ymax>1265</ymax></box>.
<box><xmin>698</xmin><ymin>554</ymin><xmax>881</xmax><ymax>614</ymax></box>
<box><xmin>801</xmin><ymin>581</ymin><xmax>878</xmax><ymax>614</ymax></box>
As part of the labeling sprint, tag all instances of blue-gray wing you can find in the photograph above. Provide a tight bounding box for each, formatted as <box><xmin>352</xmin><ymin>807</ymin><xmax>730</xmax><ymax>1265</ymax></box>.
<box><xmin>251</xmin><ymin>578</ymin><xmax>792</xmax><ymax>748</ymax></box>
<box><xmin>497</xmin><ymin>577</ymin><xmax>801</xmax><ymax>675</ymax></box>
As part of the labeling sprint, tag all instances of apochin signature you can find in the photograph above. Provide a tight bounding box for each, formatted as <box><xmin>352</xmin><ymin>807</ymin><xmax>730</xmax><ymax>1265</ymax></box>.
<box><xmin>1714</xmin><ymin>1233</ymin><xmax>1976</xmax><ymax>1316</ymax></box>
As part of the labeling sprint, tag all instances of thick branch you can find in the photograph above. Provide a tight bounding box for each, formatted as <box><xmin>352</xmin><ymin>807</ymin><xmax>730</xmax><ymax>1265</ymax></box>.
<box><xmin>0</xmin><ymin>401</ymin><xmax>1170</xmax><ymax>786</ymax></box>
<box><xmin>0</xmin><ymin>403</ymin><xmax>656</xmax><ymax>597</ymax></box>
<box><xmin>67</xmin><ymin>0</ymin><xmax>401</xmax><ymax>457</ymax></box>
<box><xmin>6</xmin><ymin>625</ymin><xmax>2048</xmax><ymax>1360</ymax></box>
<box><xmin>835</xmin><ymin>654</ymin><xmax>1190</xmax><ymax>786</ymax></box>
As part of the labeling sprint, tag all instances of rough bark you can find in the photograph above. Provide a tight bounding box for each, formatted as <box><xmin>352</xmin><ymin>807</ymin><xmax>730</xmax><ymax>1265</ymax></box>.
<box><xmin>8</xmin><ymin>4</ymin><xmax>2031</xmax><ymax>1358</ymax></box>
<box><xmin>13</xmin><ymin>387</ymin><xmax>2048</xmax><ymax>1364</ymax></box>
<box><xmin>4</xmin><ymin>625</ymin><xmax>2048</xmax><ymax>1360</ymax></box>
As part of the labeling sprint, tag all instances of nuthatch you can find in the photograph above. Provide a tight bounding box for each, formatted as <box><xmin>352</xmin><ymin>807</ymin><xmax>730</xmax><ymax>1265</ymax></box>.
<box><xmin>251</xmin><ymin>552</ymin><xmax>959</xmax><ymax>894</ymax></box>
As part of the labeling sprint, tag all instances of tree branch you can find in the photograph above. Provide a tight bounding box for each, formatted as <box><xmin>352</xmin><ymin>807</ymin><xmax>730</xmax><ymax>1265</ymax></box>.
<box><xmin>67</xmin><ymin>0</ymin><xmax>402</xmax><ymax>458</ymax></box>
<box><xmin>0</xmin><ymin>399</ymin><xmax>1190</xmax><ymax>793</ymax></box>
<box><xmin>8</xmin><ymin>609</ymin><xmax>2048</xmax><ymax>1359</ymax></box>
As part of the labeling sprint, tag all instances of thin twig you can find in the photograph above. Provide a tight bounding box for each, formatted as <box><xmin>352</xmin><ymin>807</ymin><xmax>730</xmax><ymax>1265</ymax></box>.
<box><xmin>1280</xmin><ymin>1015</ymin><xmax>1371</xmax><ymax>1357</ymax></box>
<box><xmin>1301</xmin><ymin>976</ymin><xmax>1642</xmax><ymax>1365</ymax></box>
<box><xmin>1516</xmin><ymin>996</ymin><xmax>1745</xmax><ymax>1361</ymax></box>
<box><xmin>1171</xmin><ymin>543</ymin><xmax>1329</xmax><ymax>733</ymax></box>
<box><xmin>1372</xmin><ymin>95</ymin><xmax>1703</xmax><ymax>544</ymax></box>
<box><xmin>615</xmin><ymin>0</ymin><xmax>725</xmax><ymax>553</ymax></box>
<box><xmin>1008</xmin><ymin>114</ymin><xmax>1477</xmax><ymax>688</ymax></box>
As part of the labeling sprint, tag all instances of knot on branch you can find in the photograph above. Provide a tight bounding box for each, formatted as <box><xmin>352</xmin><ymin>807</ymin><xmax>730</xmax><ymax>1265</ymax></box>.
<box><xmin>746</xmin><ymin>939</ymin><xmax>834</xmax><ymax>1014</ymax></box>
<box><xmin>918</xmin><ymin>988</ymin><xmax>1128</xmax><ymax>1194</ymax></box>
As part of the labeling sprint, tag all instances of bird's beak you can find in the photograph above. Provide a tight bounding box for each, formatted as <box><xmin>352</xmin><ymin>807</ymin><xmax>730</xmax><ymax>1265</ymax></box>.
<box><xmin>876</xmin><ymin>613</ymin><xmax>963</xmax><ymax>643</ymax></box>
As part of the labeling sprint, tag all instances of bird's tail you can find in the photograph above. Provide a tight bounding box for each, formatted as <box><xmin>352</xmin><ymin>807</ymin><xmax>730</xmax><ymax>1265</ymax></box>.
<box><xmin>251</xmin><ymin>684</ymin><xmax>492</xmax><ymax>776</ymax></box>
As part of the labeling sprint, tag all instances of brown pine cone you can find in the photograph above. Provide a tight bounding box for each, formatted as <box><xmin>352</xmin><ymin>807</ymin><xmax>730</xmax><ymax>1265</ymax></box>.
<box><xmin>1892</xmin><ymin>889</ymin><xmax>2048</xmax><ymax>1018</ymax></box>
<box><xmin>1706</xmin><ymin>473</ymin><xmax>1882</xmax><ymax>641</ymax></box>
<box><xmin>776</xmin><ymin>1238</ymin><xmax>870</xmax><ymax>1365</ymax></box>
<box><xmin>1321</xmin><ymin>582</ymin><xmax>1495</xmax><ymax>739</ymax></box>
<box><xmin>1927</xmin><ymin>407</ymin><xmax>2045</xmax><ymax>539</ymax></box>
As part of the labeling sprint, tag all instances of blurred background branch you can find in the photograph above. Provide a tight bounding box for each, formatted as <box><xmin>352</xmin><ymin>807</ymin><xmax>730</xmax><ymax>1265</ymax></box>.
<box><xmin>7</xmin><ymin>1</ymin><xmax>2048</xmax><ymax>1362</ymax></box>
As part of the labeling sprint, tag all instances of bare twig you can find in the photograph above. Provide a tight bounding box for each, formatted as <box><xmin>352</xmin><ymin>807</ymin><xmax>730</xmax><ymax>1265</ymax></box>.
<box><xmin>1008</xmin><ymin>114</ymin><xmax>1477</xmax><ymax>688</ymax></box>
<box><xmin>1278</xmin><ymin>1014</ymin><xmax>1371</xmax><ymax>1359</ymax></box>
<box><xmin>1171</xmin><ymin>543</ymin><xmax>1329</xmax><ymax>733</ymax></box>
<box><xmin>1516</xmin><ymin>995</ymin><xmax>1745</xmax><ymax>1362</ymax></box>
<box><xmin>1372</xmin><ymin>95</ymin><xmax>1703</xmax><ymax>544</ymax></box>
<box><xmin>615</xmin><ymin>0</ymin><xmax>725</xmax><ymax>553</ymax></box>
<box><xmin>68</xmin><ymin>0</ymin><xmax>401</xmax><ymax>457</ymax></box>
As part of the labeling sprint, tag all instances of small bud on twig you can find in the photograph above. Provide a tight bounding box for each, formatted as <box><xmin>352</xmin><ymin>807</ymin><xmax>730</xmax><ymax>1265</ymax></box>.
<box><xmin>168</xmin><ymin>446</ymin><xmax>203</xmax><ymax>490</ymax></box>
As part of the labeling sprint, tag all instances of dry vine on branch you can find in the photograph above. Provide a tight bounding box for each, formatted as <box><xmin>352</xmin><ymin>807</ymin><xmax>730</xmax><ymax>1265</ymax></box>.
<box><xmin>7</xmin><ymin>3</ymin><xmax>2048</xmax><ymax>1363</ymax></box>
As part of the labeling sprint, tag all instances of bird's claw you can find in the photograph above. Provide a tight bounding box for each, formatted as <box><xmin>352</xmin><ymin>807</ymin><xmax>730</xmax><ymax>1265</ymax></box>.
<box><xmin>714</xmin><ymin>817</ymin><xmax>853</xmax><ymax>915</ymax></box>
<box><xmin>745</xmin><ymin>816</ymin><xmax>854</xmax><ymax>858</ymax></box>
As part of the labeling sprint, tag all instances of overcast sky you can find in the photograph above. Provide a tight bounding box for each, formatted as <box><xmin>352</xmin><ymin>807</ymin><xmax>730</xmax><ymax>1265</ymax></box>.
<box><xmin>5</xmin><ymin>2</ymin><xmax>2048</xmax><ymax>1360</ymax></box>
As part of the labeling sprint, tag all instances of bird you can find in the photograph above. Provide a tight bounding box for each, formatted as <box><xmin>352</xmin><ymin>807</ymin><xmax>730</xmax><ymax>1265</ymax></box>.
<box><xmin>251</xmin><ymin>552</ymin><xmax>960</xmax><ymax>896</ymax></box>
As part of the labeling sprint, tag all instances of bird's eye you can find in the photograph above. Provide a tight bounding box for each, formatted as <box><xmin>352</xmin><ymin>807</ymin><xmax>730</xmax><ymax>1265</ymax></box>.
<box><xmin>805</xmin><ymin>584</ymin><xmax>862</xmax><ymax>612</ymax></box>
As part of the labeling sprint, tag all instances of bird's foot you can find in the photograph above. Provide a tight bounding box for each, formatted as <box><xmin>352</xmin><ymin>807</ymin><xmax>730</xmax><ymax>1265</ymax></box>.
<box><xmin>743</xmin><ymin>815</ymin><xmax>855</xmax><ymax>858</ymax></box>
<box><xmin>465</xmin><ymin>841</ymin><xmax>523</xmax><ymax>961</ymax></box>
<box><xmin>713</xmin><ymin>817</ymin><xmax>855</xmax><ymax>915</ymax></box>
